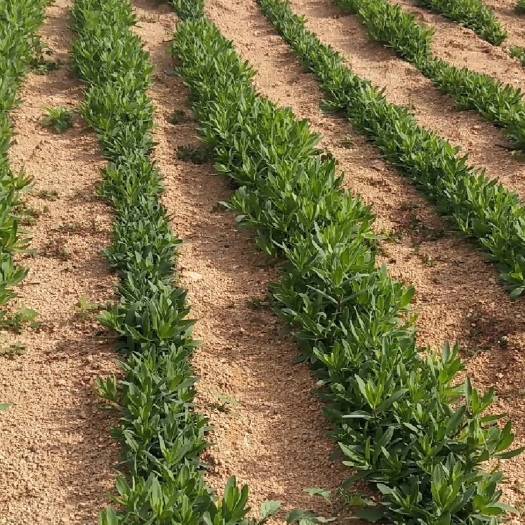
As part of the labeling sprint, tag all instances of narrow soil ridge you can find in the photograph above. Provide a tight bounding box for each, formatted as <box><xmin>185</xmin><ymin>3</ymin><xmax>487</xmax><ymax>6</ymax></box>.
<box><xmin>130</xmin><ymin>1</ymin><xmax>352</xmax><ymax>521</ymax></box>
<box><xmin>204</xmin><ymin>0</ymin><xmax>525</xmax><ymax>516</ymax></box>
<box><xmin>0</xmin><ymin>0</ymin><xmax>119</xmax><ymax>522</ymax></box>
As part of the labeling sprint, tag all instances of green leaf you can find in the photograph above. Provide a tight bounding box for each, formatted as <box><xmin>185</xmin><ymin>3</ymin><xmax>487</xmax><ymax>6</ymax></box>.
<box><xmin>260</xmin><ymin>500</ymin><xmax>281</xmax><ymax>520</ymax></box>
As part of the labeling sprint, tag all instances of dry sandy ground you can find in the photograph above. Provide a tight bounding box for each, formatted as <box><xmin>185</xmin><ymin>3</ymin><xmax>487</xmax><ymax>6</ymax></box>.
<box><xmin>3</xmin><ymin>0</ymin><xmax>525</xmax><ymax>523</ymax></box>
<box><xmin>0</xmin><ymin>0</ymin><xmax>119</xmax><ymax>523</ymax></box>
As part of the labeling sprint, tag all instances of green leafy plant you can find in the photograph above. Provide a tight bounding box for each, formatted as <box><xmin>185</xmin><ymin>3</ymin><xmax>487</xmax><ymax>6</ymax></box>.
<box><xmin>256</xmin><ymin>0</ymin><xmax>525</xmax><ymax>298</ymax></box>
<box><xmin>509</xmin><ymin>45</ymin><xmax>525</xmax><ymax>66</ymax></box>
<box><xmin>71</xmin><ymin>0</ymin><xmax>254</xmax><ymax>523</ymax></box>
<box><xmin>42</xmin><ymin>106</ymin><xmax>74</xmax><ymax>133</ymax></box>
<box><xmin>415</xmin><ymin>0</ymin><xmax>507</xmax><ymax>45</ymax></box>
<box><xmin>0</xmin><ymin>0</ymin><xmax>47</xmax><ymax>332</ymax></box>
<box><xmin>170</xmin><ymin>7</ymin><xmax>523</xmax><ymax>524</ymax></box>
<box><xmin>35</xmin><ymin>189</ymin><xmax>59</xmax><ymax>200</ymax></box>
<box><xmin>517</xmin><ymin>0</ymin><xmax>525</xmax><ymax>13</ymax></box>
<box><xmin>177</xmin><ymin>143</ymin><xmax>210</xmax><ymax>164</ymax></box>
<box><xmin>0</xmin><ymin>341</ymin><xmax>26</xmax><ymax>358</ymax></box>
<box><xmin>333</xmin><ymin>0</ymin><xmax>525</xmax><ymax>151</ymax></box>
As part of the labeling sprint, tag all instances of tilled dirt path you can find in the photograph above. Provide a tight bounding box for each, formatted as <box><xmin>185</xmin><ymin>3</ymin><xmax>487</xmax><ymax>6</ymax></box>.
<box><xmin>0</xmin><ymin>0</ymin><xmax>119</xmax><ymax>522</ymax></box>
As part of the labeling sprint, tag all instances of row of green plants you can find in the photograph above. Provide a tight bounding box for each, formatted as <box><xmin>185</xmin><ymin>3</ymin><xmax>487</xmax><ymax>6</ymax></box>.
<box><xmin>0</xmin><ymin>0</ymin><xmax>47</xmax><ymax>331</ymax></box>
<box><xmin>70</xmin><ymin>0</ymin><xmax>263</xmax><ymax>523</ymax></box>
<box><xmin>258</xmin><ymin>0</ymin><xmax>525</xmax><ymax>299</ymax></box>
<box><xmin>414</xmin><ymin>0</ymin><xmax>506</xmax><ymax>45</ymax></box>
<box><xmin>169</xmin><ymin>1</ymin><xmax>523</xmax><ymax>523</ymax></box>
<box><xmin>332</xmin><ymin>0</ymin><xmax>525</xmax><ymax>151</ymax></box>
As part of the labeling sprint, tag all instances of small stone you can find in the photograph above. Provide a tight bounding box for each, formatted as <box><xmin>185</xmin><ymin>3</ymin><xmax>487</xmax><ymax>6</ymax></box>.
<box><xmin>184</xmin><ymin>271</ymin><xmax>203</xmax><ymax>282</ymax></box>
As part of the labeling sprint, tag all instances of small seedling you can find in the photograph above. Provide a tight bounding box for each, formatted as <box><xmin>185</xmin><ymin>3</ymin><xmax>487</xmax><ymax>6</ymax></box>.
<box><xmin>42</xmin><ymin>106</ymin><xmax>74</xmax><ymax>133</ymax></box>
<box><xmin>339</xmin><ymin>134</ymin><xmax>355</xmax><ymax>148</ymax></box>
<box><xmin>55</xmin><ymin>222</ymin><xmax>81</xmax><ymax>234</ymax></box>
<box><xmin>247</xmin><ymin>297</ymin><xmax>270</xmax><ymax>310</ymax></box>
<box><xmin>15</xmin><ymin>201</ymin><xmax>43</xmax><ymax>226</ymax></box>
<box><xmin>42</xmin><ymin>239</ymin><xmax>71</xmax><ymax>260</ymax></box>
<box><xmin>509</xmin><ymin>46</ymin><xmax>525</xmax><ymax>66</ymax></box>
<box><xmin>35</xmin><ymin>189</ymin><xmax>59</xmax><ymax>201</ymax></box>
<box><xmin>76</xmin><ymin>296</ymin><xmax>102</xmax><ymax>318</ymax></box>
<box><xmin>176</xmin><ymin>144</ymin><xmax>209</xmax><ymax>164</ymax></box>
<box><xmin>168</xmin><ymin>109</ymin><xmax>192</xmax><ymax>124</ymax></box>
<box><xmin>0</xmin><ymin>307</ymin><xmax>39</xmax><ymax>332</ymax></box>
<box><xmin>0</xmin><ymin>342</ymin><xmax>26</xmax><ymax>358</ymax></box>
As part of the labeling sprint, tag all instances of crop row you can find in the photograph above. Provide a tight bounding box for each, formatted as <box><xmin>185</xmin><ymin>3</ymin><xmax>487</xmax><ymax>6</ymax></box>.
<box><xmin>170</xmin><ymin>1</ymin><xmax>522</xmax><ymax>523</ymax></box>
<box><xmin>414</xmin><ymin>0</ymin><xmax>506</xmax><ymax>45</ymax></box>
<box><xmin>254</xmin><ymin>0</ymin><xmax>525</xmax><ymax>299</ymax></box>
<box><xmin>334</xmin><ymin>0</ymin><xmax>525</xmax><ymax>151</ymax></box>
<box><xmin>0</xmin><ymin>0</ymin><xmax>46</xmax><ymax>330</ymax></box>
<box><xmin>70</xmin><ymin>0</ymin><xmax>254</xmax><ymax>523</ymax></box>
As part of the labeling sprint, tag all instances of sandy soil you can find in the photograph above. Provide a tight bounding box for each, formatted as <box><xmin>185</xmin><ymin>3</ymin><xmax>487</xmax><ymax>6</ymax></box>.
<box><xmin>0</xmin><ymin>1</ymin><xmax>120</xmax><ymax>523</ymax></box>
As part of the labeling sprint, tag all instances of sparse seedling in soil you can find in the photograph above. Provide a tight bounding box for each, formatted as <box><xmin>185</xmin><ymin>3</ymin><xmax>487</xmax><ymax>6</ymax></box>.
<box><xmin>42</xmin><ymin>106</ymin><xmax>74</xmax><ymax>133</ymax></box>
<box><xmin>176</xmin><ymin>144</ymin><xmax>209</xmax><ymax>164</ymax></box>
<box><xmin>168</xmin><ymin>109</ymin><xmax>192</xmax><ymax>124</ymax></box>
<box><xmin>76</xmin><ymin>296</ymin><xmax>102</xmax><ymax>319</ymax></box>
<box><xmin>35</xmin><ymin>189</ymin><xmax>59</xmax><ymax>201</ymax></box>
<box><xmin>0</xmin><ymin>342</ymin><xmax>26</xmax><ymax>359</ymax></box>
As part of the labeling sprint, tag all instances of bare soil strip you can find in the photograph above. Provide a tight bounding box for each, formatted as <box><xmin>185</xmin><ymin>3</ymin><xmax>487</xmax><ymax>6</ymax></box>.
<box><xmin>0</xmin><ymin>0</ymin><xmax>119</xmax><ymax>522</ymax></box>
<box><xmin>197</xmin><ymin>0</ymin><xmax>525</xmax><ymax>517</ymax></box>
<box><xmin>128</xmin><ymin>1</ymin><xmax>353</xmax><ymax>520</ymax></box>
<box><xmin>483</xmin><ymin>0</ymin><xmax>525</xmax><ymax>49</ymax></box>
<box><xmin>392</xmin><ymin>0</ymin><xmax>525</xmax><ymax>83</ymax></box>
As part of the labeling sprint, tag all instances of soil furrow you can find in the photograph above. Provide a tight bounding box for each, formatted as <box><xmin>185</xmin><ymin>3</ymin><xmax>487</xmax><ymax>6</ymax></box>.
<box><xmin>393</xmin><ymin>0</ymin><xmax>525</xmax><ymax>83</ymax></box>
<box><xmin>483</xmin><ymin>0</ymin><xmax>525</xmax><ymax>49</ymax></box>
<box><xmin>200</xmin><ymin>0</ymin><xmax>525</xmax><ymax>517</ymax></box>
<box><xmin>129</xmin><ymin>1</ymin><xmax>351</xmax><ymax>521</ymax></box>
<box><xmin>0</xmin><ymin>0</ymin><xmax>119</xmax><ymax>522</ymax></box>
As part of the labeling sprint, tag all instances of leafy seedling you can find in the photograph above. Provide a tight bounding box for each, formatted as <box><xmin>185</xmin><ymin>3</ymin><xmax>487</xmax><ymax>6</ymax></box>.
<box><xmin>168</xmin><ymin>109</ymin><xmax>192</xmax><ymax>124</ymax></box>
<box><xmin>176</xmin><ymin>144</ymin><xmax>209</xmax><ymax>164</ymax></box>
<box><xmin>0</xmin><ymin>307</ymin><xmax>39</xmax><ymax>332</ymax></box>
<box><xmin>0</xmin><ymin>342</ymin><xmax>26</xmax><ymax>358</ymax></box>
<box><xmin>35</xmin><ymin>189</ymin><xmax>59</xmax><ymax>201</ymax></box>
<box><xmin>76</xmin><ymin>296</ymin><xmax>102</xmax><ymax>319</ymax></box>
<box><xmin>42</xmin><ymin>106</ymin><xmax>74</xmax><ymax>133</ymax></box>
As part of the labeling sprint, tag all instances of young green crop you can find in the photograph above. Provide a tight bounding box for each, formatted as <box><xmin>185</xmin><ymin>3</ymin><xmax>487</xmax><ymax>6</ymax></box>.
<box><xmin>168</xmin><ymin>2</ymin><xmax>523</xmax><ymax>524</ymax></box>
<box><xmin>70</xmin><ymin>0</ymin><xmax>257</xmax><ymax>523</ymax></box>
<box><xmin>517</xmin><ymin>0</ymin><xmax>525</xmax><ymax>13</ymax></box>
<box><xmin>42</xmin><ymin>106</ymin><xmax>73</xmax><ymax>133</ymax></box>
<box><xmin>333</xmin><ymin>0</ymin><xmax>525</xmax><ymax>151</ymax></box>
<box><xmin>256</xmin><ymin>0</ymin><xmax>525</xmax><ymax>299</ymax></box>
<box><xmin>415</xmin><ymin>0</ymin><xmax>507</xmax><ymax>45</ymax></box>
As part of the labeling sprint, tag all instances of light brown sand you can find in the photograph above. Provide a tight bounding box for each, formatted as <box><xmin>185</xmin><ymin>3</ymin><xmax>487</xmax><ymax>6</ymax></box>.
<box><xmin>0</xmin><ymin>0</ymin><xmax>119</xmax><ymax>523</ymax></box>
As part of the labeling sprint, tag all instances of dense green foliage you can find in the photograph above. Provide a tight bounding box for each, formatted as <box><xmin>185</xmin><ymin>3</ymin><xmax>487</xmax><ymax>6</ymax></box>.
<box><xmin>70</xmin><ymin>0</ymin><xmax>257</xmax><ymax>523</ymax></box>
<box><xmin>415</xmin><ymin>0</ymin><xmax>506</xmax><ymax>45</ymax></box>
<box><xmin>255</xmin><ymin>0</ymin><xmax>525</xmax><ymax>298</ymax></box>
<box><xmin>517</xmin><ymin>0</ymin><xmax>525</xmax><ymax>13</ymax></box>
<box><xmin>170</xmin><ymin>2</ymin><xmax>522</xmax><ymax>524</ymax></box>
<box><xmin>0</xmin><ymin>0</ymin><xmax>46</xmax><ymax>327</ymax></box>
<box><xmin>333</xmin><ymin>0</ymin><xmax>525</xmax><ymax>150</ymax></box>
